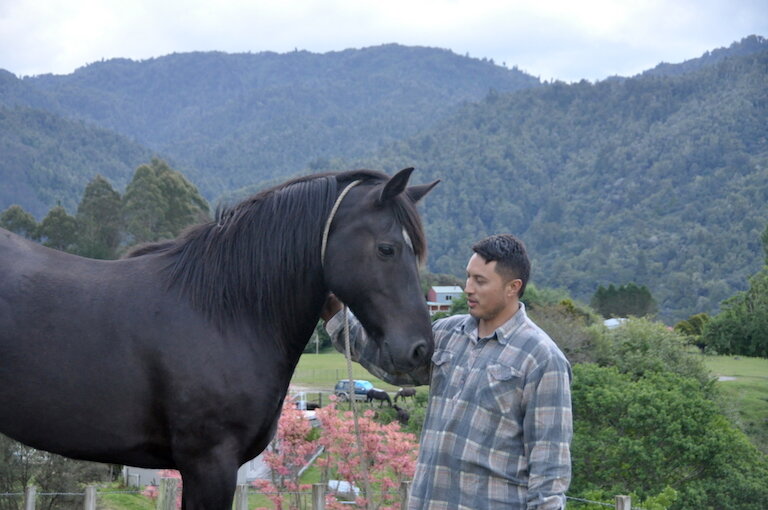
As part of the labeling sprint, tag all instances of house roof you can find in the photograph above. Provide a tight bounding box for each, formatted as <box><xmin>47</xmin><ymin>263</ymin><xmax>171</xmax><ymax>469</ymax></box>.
<box><xmin>431</xmin><ymin>285</ymin><xmax>463</xmax><ymax>293</ymax></box>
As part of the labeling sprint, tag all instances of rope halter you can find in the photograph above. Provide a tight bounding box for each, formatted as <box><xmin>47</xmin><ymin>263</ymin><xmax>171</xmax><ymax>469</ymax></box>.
<box><xmin>320</xmin><ymin>180</ymin><xmax>362</xmax><ymax>267</ymax></box>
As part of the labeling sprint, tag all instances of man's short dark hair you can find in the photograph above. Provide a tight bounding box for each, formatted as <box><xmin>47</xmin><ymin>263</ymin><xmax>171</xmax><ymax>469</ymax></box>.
<box><xmin>472</xmin><ymin>234</ymin><xmax>530</xmax><ymax>297</ymax></box>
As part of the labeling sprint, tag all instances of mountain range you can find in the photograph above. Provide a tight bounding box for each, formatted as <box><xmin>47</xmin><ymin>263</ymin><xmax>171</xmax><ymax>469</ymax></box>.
<box><xmin>1</xmin><ymin>36</ymin><xmax>766</xmax><ymax>322</ymax></box>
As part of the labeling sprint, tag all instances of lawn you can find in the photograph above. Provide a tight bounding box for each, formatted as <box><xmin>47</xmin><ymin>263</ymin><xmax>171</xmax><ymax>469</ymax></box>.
<box><xmin>703</xmin><ymin>354</ymin><xmax>768</xmax><ymax>454</ymax></box>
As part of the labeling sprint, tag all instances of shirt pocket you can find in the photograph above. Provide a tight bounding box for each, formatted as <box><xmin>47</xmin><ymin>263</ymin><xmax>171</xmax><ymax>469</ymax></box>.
<box><xmin>481</xmin><ymin>363</ymin><xmax>524</xmax><ymax>415</ymax></box>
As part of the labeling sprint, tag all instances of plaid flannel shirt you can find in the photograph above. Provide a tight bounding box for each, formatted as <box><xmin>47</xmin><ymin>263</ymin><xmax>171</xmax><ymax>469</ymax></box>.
<box><xmin>326</xmin><ymin>303</ymin><xmax>572</xmax><ymax>510</ymax></box>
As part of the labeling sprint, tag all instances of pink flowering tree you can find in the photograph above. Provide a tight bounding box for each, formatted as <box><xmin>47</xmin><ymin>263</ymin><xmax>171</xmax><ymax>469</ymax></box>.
<box><xmin>314</xmin><ymin>399</ymin><xmax>418</xmax><ymax>510</ymax></box>
<box><xmin>253</xmin><ymin>395</ymin><xmax>320</xmax><ymax>510</ymax></box>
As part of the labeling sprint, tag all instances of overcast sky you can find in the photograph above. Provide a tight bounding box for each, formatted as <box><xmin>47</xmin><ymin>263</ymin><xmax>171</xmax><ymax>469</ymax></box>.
<box><xmin>1</xmin><ymin>0</ymin><xmax>766</xmax><ymax>82</ymax></box>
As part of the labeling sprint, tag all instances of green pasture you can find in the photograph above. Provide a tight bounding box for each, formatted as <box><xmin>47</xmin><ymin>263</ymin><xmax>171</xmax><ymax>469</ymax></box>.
<box><xmin>291</xmin><ymin>351</ymin><xmax>403</xmax><ymax>393</ymax></box>
<box><xmin>99</xmin><ymin>485</ymin><xmax>154</xmax><ymax>510</ymax></box>
<box><xmin>703</xmin><ymin>354</ymin><xmax>768</xmax><ymax>454</ymax></box>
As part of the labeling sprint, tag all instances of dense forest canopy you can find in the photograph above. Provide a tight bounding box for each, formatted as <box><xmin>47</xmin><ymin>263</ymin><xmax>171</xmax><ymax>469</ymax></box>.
<box><xmin>360</xmin><ymin>40</ymin><xmax>768</xmax><ymax>322</ymax></box>
<box><xmin>0</xmin><ymin>36</ymin><xmax>766</xmax><ymax>322</ymax></box>
<box><xmin>6</xmin><ymin>44</ymin><xmax>540</xmax><ymax>200</ymax></box>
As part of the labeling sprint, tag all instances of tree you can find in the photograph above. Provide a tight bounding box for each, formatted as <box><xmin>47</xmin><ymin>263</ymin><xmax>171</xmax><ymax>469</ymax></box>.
<box><xmin>594</xmin><ymin>317</ymin><xmax>712</xmax><ymax>388</ymax></box>
<box><xmin>251</xmin><ymin>398</ymin><xmax>419</xmax><ymax>510</ymax></box>
<box><xmin>702</xmin><ymin>224</ymin><xmax>768</xmax><ymax>357</ymax></box>
<box><xmin>251</xmin><ymin>396</ymin><xmax>319</xmax><ymax>510</ymax></box>
<box><xmin>762</xmin><ymin>222</ymin><xmax>768</xmax><ymax>265</ymax></box>
<box><xmin>702</xmin><ymin>269</ymin><xmax>768</xmax><ymax>357</ymax></box>
<box><xmin>570</xmin><ymin>364</ymin><xmax>768</xmax><ymax>510</ymax></box>
<box><xmin>674</xmin><ymin>313</ymin><xmax>710</xmax><ymax>351</ymax></box>
<box><xmin>0</xmin><ymin>205</ymin><xmax>39</xmax><ymax>240</ymax></box>
<box><xmin>75</xmin><ymin>175</ymin><xmax>122</xmax><ymax>259</ymax></box>
<box><xmin>528</xmin><ymin>299</ymin><xmax>601</xmax><ymax>364</ymax></box>
<box><xmin>122</xmin><ymin>159</ymin><xmax>209</xmax><ymax>245</ymax></box>
<box><xmin>313</xmin><ymin>401</ymin><xmax>418</xmax><ymax>510</ymax></box>
<box><xmin>37</xmin><ymin>205</ymin><xmax>78</xmax><ymax>252</ymax></box>
<box><xmin>590</xmin><ymin>283</ymin><xmax>658</xmax><ymax>319</ymax></box>
<box><xmin>303</xmin><ymin>321</ymin><xmax>332</xmax><ymax>354</ymax></box>
<box><xmin>0</xmin><ymin>435</ymin><xmax>111</xmax><ymax>510</ymax></box>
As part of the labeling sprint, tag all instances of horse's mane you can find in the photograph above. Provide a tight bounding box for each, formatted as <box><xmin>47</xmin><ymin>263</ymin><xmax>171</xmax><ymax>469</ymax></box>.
<box><xmin>137</xmin><ymin>170</ymin><xmax>427</xmax><ymax>335</ymax></box>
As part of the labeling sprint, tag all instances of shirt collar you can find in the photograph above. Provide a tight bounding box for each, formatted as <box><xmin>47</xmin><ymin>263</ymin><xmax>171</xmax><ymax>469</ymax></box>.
<box><xmin>459</xmin><ymin>302</ymin><xmax>528</xmax><ymax>345</ymax></box>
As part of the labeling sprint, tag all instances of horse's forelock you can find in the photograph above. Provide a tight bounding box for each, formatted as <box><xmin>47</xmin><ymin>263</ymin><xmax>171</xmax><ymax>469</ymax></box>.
<box><xmin>392</xmin><ymin>193</ymin><xmax>428</xmax><ymax>264</ymax></box>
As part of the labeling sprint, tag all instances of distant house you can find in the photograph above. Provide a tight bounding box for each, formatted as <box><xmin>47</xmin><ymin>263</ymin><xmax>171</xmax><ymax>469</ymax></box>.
<box><xmin>427</xmin><ymin>285</ymin><xmax>463</xmax><ymax>316</ymax></box>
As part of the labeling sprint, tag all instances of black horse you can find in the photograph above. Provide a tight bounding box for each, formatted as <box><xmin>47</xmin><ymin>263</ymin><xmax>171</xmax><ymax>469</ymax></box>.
<box><xmin>0</xmin><ymin>168</ymin><xmax>437</xmax><ymax>510</ymax></box>
<box><xmin>366</xmin><ymin>388</ymin><xmax>392</xmax><ymax>408</ymax></box>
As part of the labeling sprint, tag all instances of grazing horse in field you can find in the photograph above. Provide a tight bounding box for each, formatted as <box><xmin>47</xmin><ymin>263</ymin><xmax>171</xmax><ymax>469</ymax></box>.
<box><xmin>0</xmin><ymin>168</ymin><xmax>438</xmax><ymax>510</ymax></box>
<box><xmin>395</xmin><ymin>388</ymin><xmax>416</xmax><ymax>402</ymax></box>
<box><xmin>366</xmin><ymin>388</ymin><xmax>392</xmax><ymax>407</ymax></box>
<box><xmin>393</xmin><ymin>405</ymin><xmax>410</xmax><ymax>426</ymax></box>
<box><xmin>394</xmin><ymin>387</ymin><xmax>417</xmax><ymax>403</ymax></box>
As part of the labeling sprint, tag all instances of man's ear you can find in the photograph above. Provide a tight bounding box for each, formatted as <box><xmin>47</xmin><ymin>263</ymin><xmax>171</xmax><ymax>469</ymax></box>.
<box><xmin>507</xmin><ymin>279</ymin><xmax>523</xmax><ymax>298</ymax></box>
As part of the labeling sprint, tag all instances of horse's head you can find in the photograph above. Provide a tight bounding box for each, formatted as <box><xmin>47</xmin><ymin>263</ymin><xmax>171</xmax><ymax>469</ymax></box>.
<box><xmin>323</xmin><ymin>168</ymin><xmax>438</xmax><ymax>376</ymax></box>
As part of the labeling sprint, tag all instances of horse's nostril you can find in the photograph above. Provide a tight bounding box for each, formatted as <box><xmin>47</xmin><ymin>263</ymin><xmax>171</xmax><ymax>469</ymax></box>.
<box><xmin>411</xmin><ymin>341</ymin><xmax>428</xmax><ymax>363</ymax></box>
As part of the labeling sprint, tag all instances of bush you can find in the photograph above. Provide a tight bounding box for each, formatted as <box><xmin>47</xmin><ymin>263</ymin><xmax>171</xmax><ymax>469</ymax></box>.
<box><xmin>571</xmin><ymin>364</ymin><xmax>768</xmax><ymax>510</ymax></box>
<box><xmin>594</xmin><ymin>318</ymin><xmax>713</xmax><ymax>389</ymax></box>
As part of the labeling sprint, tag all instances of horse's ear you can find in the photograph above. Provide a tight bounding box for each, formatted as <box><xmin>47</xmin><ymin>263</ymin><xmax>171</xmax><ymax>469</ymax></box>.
<box><xmin>379</xmin><ymin>167</ymin><xmax>415</xmax><ymax>203</ymax></box>
<box><xmin>406</xmin><ymin>179</ymin><xmax>440</xmax><ymax>204</ymax></box>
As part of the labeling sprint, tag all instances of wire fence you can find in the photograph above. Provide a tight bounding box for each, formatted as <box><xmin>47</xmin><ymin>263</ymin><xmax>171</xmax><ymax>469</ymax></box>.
<box><xmin>0</xmin><ymin>481</ymin><xmax>642</xmax><ymax>510</ymax></box>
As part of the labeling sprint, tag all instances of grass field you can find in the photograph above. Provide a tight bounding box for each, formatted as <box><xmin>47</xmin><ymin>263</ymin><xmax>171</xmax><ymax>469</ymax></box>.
<box><xmin>99</xmin><ymin>485</ymin><xmax>154</xmax><ymax>510</ymax></box>
<box><xmin>291</xmin><ymin>351</ymin><xmax>402</xmax><ymax>393</ymax></box>
<box><xmin>702</xmin><ymin>354</ymin><xmax>768</xmax><ymax>454</ymax></box>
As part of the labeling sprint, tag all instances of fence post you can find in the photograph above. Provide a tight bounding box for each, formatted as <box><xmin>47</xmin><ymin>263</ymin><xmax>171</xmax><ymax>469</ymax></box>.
<box><xmin>157</xmin><ymin>478</ymin><xmax>178</xmax><ymax>510</ymax></box>
<box><xmin>83</xmin><ymin>485</ymin><xmax>97</xmax><ymax>510</ymax></box>
<box><xmin>234</xmin><ymin>484</ymin><xmax>249</xmax><ymax>510</ymax></box>
<box><xmin>24</xmin><ymin>486</ymin><xmax>36</xmax><ymax>510</ymax></box>
<box><xmin>615</xmin><ymin>495</ymin><xmax>631</xmax><ymax>510</ymax></box>
<box><xmin>399</xmin><ymin>480</ymin><xmax>411</xmax><ymax>509</ymax></box>
<box><xmin>312</xmin><ymin>483</ymin><xmax>325</xmax><ymax>510</ymax></box>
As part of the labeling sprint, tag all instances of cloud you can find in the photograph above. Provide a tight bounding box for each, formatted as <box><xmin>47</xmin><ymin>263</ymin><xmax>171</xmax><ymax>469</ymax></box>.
<box><xmin>0</xmin><ymin>0</ymin><xmax>765</xmax><ymax>80</ymax></box>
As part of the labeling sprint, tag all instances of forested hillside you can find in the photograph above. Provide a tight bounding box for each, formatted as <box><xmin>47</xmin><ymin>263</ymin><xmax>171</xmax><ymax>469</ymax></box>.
<box><xmin>1</xmin><ymin>37</ymin><xmax>766</xmax><ymax>322</ymax></box>
<box><xmin>0</xmin><ymin>105</ymin><xmax>152</xmax><ymax>217</ymax></box>
<box><xmin>361</xmin><ymin>44</ymin><xmax>768</xmax><ymax>322</ymax></box>
<box><xmin>9</xmin><ymin>45</ymin><xmax>539</xmax><ymax>199</ymax></box>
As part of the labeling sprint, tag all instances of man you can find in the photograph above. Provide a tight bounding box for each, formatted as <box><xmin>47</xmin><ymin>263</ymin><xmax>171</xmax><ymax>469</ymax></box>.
<box><xmin>323</xmin><ymin>234</ymin><xmax>572</xmax><ymax>509</ymax></box>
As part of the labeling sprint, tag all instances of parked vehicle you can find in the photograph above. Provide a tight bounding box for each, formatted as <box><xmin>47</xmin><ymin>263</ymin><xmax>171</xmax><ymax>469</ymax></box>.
<box><xmin>333</xmin><ymin>379</ymin><xmax>373</xmax><ymax>402</ymax></box>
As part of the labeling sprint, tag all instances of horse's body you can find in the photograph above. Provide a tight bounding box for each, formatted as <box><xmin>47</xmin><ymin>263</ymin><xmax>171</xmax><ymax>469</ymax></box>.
<box><xmin>394</xmin><ymin>387</ymin><xmax>417</xmax><ymax>403</ymax></box>
<box><xmin>366</xmin><ymin>388</ymin><xmax>392</xmax><ymax>408</ymax></box>
<box><xmin>0</xmin><ymin>169</ymin><xmax>437</xmax><ymax>510</ymax></box>
<box><xmin>393</xmin><ymin>405</ymin><xmax>410</xmax><ymax>425</ymax></box>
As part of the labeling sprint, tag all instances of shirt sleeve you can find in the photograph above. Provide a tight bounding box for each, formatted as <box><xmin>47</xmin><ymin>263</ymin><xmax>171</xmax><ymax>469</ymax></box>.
<box><xmin>523</xmin><ymin>352</ymin><xmax>573</xmax><ymax>510</ymax></box>
<box><xmin>325</xmin><ymin>309</ymin><xmax>431</xmax><ymax>386</ymax></box>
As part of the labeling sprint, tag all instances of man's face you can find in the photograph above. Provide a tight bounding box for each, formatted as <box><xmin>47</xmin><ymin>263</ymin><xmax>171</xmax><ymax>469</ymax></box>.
<box><xmin>464</xmin><ymin>253</ymin><xmax>517</xmax><ymax>323</ymax></box>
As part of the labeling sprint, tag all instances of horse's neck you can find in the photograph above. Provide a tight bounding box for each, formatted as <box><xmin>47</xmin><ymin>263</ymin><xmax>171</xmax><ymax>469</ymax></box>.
<box><xmin>260</xmin><ymin>273</ymin><xmax>327</xmax><ymax>362</ymax></box>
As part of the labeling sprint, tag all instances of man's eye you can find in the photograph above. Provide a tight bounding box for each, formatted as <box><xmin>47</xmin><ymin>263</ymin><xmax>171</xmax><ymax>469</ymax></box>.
<box><xmin>378</xmin><ymin>244</ymin><xmax>395</xmax><ymax>257</ymax></box>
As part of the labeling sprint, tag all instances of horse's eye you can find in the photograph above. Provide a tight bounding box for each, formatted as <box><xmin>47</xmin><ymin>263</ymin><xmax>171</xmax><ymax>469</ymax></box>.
<box><xmin>377</xmin><ymin>244</ymin><xmax>396</xmax><ymax>257</ymax></box>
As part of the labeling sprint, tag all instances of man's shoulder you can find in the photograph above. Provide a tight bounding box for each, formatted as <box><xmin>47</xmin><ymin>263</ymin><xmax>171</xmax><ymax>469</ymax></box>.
<box><xmin>514</xmin><ymin>316</ymin><xmax>570</xmax><ymax>367</ymax></box>
<box><xmin>432</xmin><ymin>313</ymin><xmax>471</xmax><ymax>332</ymax></box>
